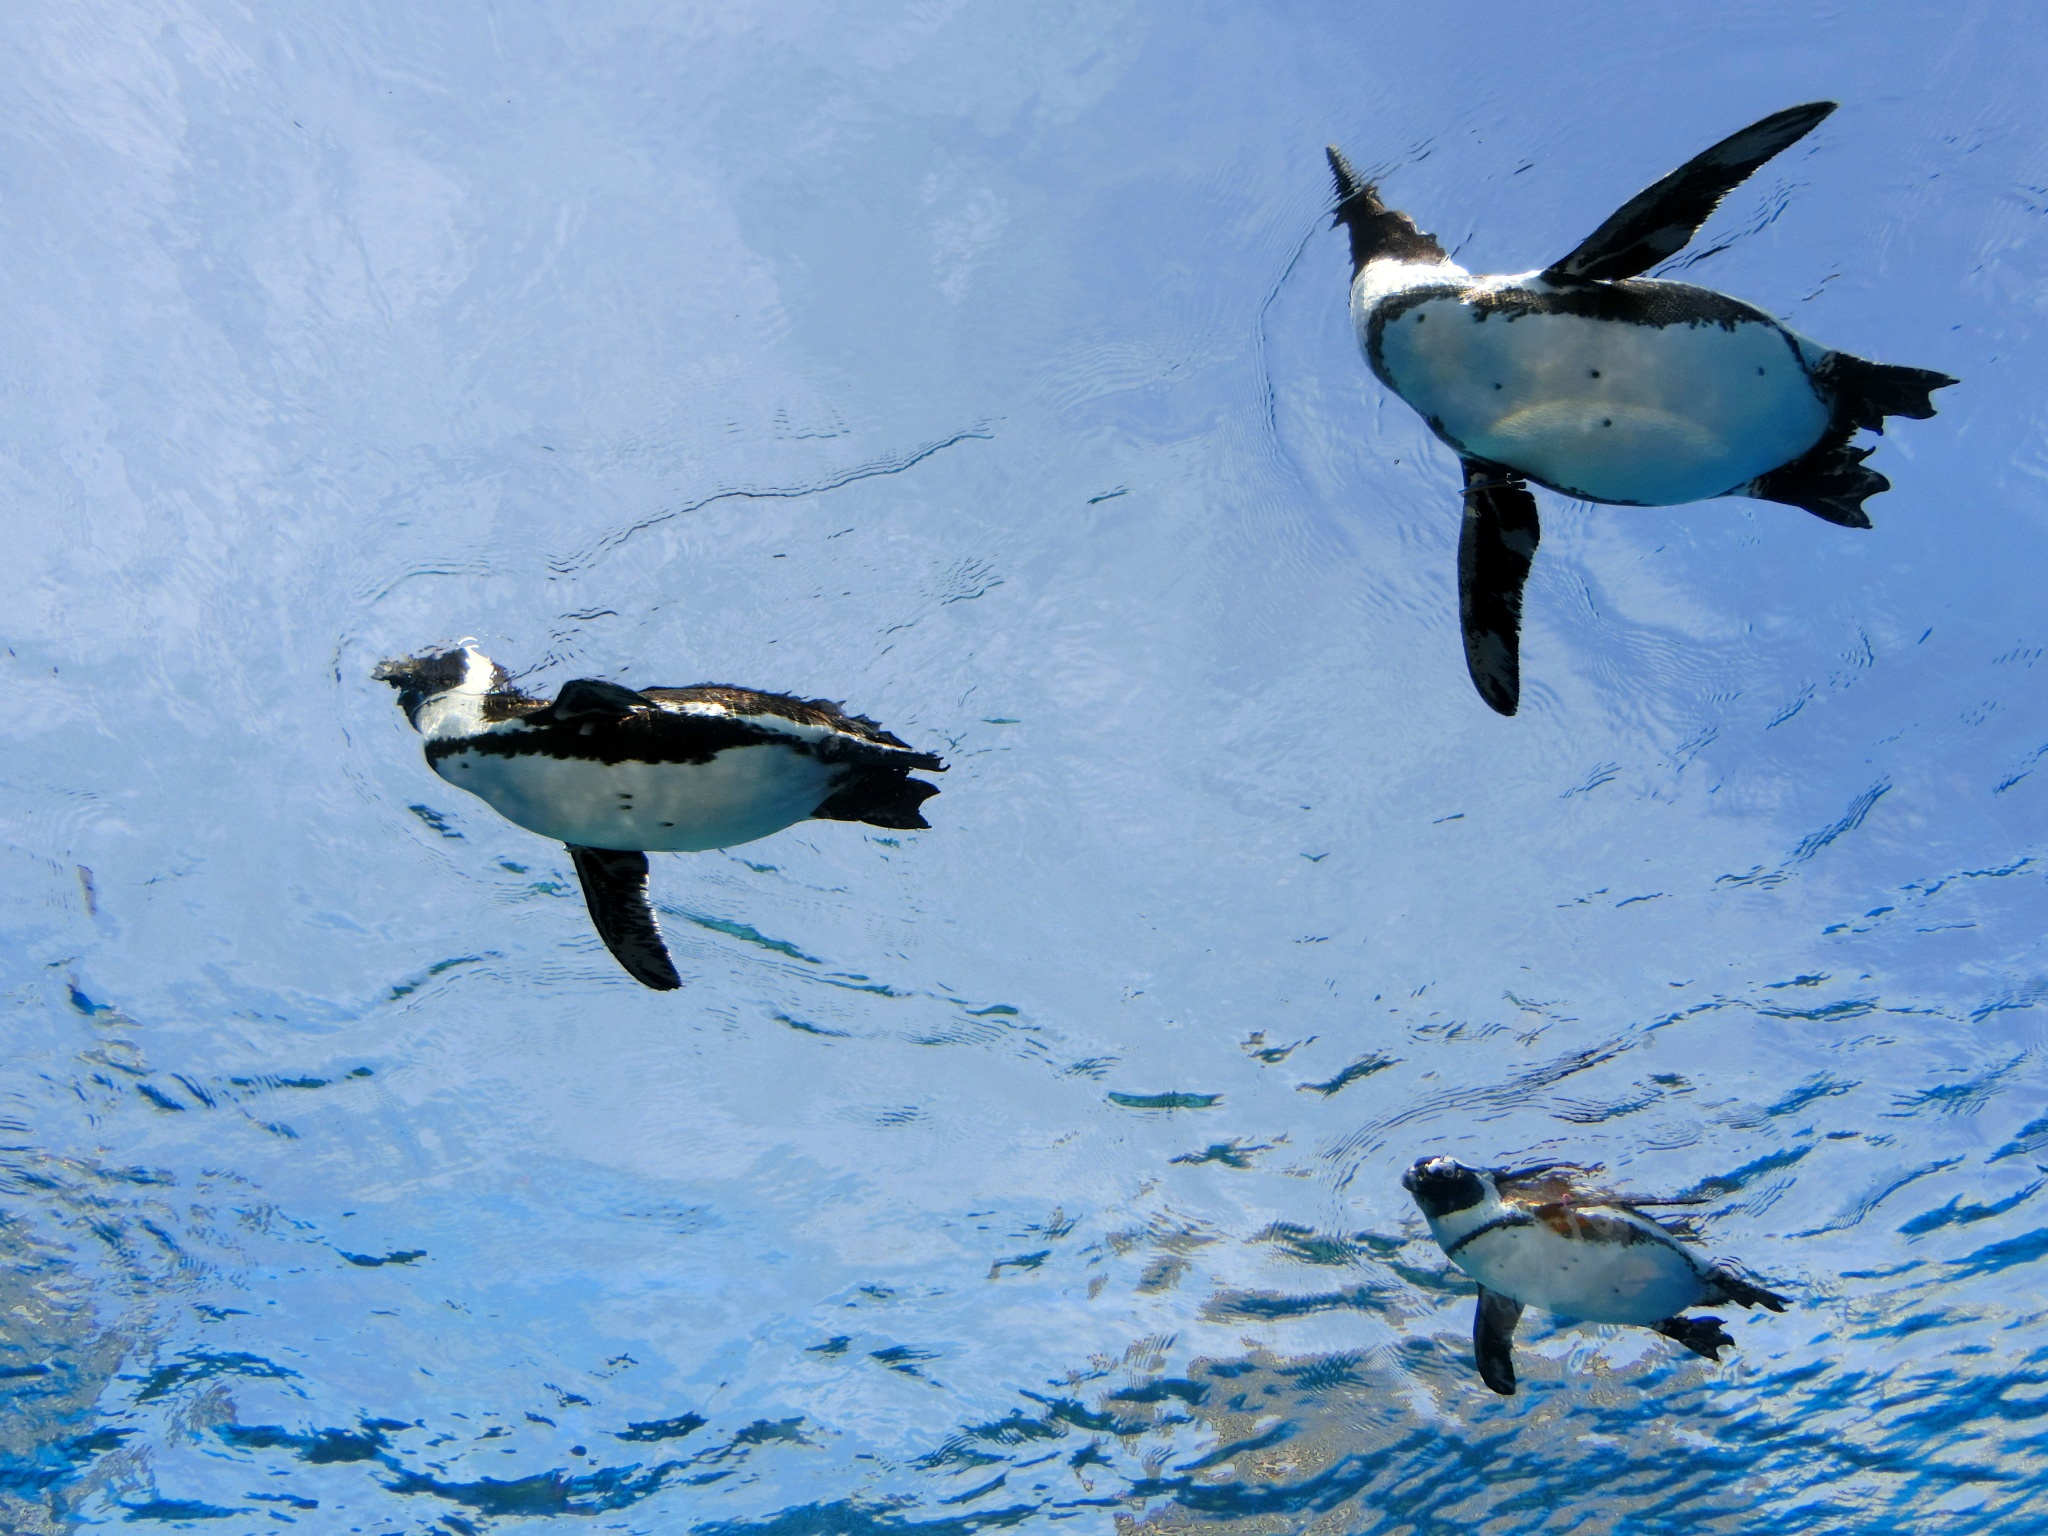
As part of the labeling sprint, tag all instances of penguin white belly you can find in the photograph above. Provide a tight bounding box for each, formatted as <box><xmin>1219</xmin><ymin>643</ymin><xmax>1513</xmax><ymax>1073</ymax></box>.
<box><xmin>1375</xmin><ymin>295</ymin><xmax>1830</xmax><ymax>504</ymax></box>
<box><xmin>1453</xmin><ymin>1220</ymin><xmax>1705</xmax><ymax>1324</ymax></box>
<box><xmin>436</xmin><ymin>745</ymin><xmax>843</xmax><ymax>852</ymax></box>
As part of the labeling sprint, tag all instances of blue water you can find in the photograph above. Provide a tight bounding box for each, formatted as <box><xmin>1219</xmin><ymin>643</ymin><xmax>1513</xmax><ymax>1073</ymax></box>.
<box><xmin>3</xmin><ymin>2</ymin><xmax>2044</xmax><ymax>1531</ymax></box>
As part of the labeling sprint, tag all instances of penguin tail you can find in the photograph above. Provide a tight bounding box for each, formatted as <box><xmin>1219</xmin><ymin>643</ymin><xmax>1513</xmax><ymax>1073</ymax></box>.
<box><xmin>1705</xmin><ymin>1266</ymin><xmax>1789</xmax><ymax>1313</ymax></box>
<box><xmin>1653</xmin><ymin>1314</ymin><xmax>1736</xmax><ymax>1361</ymax></box>
<box><xmin>813</xmin><ymin>769</ymin><xmax>940</xmax><ymax>831</ymax></box>
<box><xmin>1743</xmin><ymin>354</ymin><xmax>1955</xmax><ymax>526</ymax></box>
<box><xmin>1818</xmin><ymin>352</ymin><xmax>1959</xmax><ymax>435</ymax></box>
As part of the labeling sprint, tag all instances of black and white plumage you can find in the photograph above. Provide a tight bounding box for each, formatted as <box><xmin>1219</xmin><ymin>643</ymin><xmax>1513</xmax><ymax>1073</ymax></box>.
<box><xmin>1328</xmin><ymin>102</ymin><xmax>1958</xmax><ymax>715</ymax></box>
<box><xmin>375</xmin><ymin>645</ymin><xmax>944</xmax><ymax>991</ymax></box>
<box><xmin>1402</xmin><ymin>1156</ymin><xmax>1786</xmax><ymax>1396</ymax></box>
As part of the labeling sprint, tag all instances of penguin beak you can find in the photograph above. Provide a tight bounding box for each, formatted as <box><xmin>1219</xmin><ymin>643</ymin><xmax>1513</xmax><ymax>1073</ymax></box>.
<box><xmin>1325</xmin><ymin>145</ymin><xmax>1444</xmax><ymax>274</ymax></box>
<box><xmin>1403</xmin><ymin>1157</ymin><xmax>1483</xmax><ymax>1218</ymax></box>
<box><xmin>374</xmin><ymin>648</ymin><xmax>471</xmax><ymax>725</ymax></box>
<box><xmin>374</xmin><ymin>648</ymin><xmax>464</xmax><ymax>686</ymax></box>
<box><xmin>1403</xmin><ymin>1156</ymin><xmax>1466</xmax><ymax>1192</ymax></box>
<box><xmin>1326</xmin><ymin>145</ymin><xmax>1386</xmax><ymax>222</ymax></box>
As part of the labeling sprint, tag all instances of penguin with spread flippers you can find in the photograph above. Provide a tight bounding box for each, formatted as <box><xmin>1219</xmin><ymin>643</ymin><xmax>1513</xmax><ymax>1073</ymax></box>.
<box><xmin>1402</xmin><ymin>1156</ymin><xmax>1786</xmax><ymax>1395</ymax></box>
<box><xmin>375</xmin><ymin>645</ymin><xmax>943</xmax><ymax>990</ymax></box>
<box><xmin>1327</xmin><ymin>103</ymin><xmax>1957</xmax><ymax>714</ymax></box>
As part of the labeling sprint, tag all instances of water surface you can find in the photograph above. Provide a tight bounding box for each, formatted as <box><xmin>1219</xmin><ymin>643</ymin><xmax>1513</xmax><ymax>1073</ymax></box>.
<box><xmin>2</xmin><ymin>2</ymin><xmax>2044</xmax><ymax>1531</ymax></box>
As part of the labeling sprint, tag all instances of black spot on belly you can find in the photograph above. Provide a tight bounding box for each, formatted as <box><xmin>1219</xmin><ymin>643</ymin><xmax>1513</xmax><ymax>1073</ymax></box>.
<box><xmin>1589</xmin><ymin>368</ymin><xmax>1600</xmax><ymax>378</ymax></box>
<box><xmin>1494</xmin><ymin>382</ymin><xmax>1503</xmax><ymax>390</ymax></box>
<box><xmin>1603</xmin><ymin>418</ymin><xmax>1612</xmax><ymax>427</ymax></box>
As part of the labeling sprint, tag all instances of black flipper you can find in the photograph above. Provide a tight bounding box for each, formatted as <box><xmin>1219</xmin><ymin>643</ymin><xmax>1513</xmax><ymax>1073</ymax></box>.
<box><xmin>1543</xmin><ymin>102</ymin><xmax>1837</xmax><ymax>284</ymax></box>
<box><xmin>1652</xmin><ymin>1314</ymin><xmax>1735</xmax><ymax>1361</ymax></box>
<box><xmin>1473</xmin><ymin>1287</ymin><xmax>1525</xmax><ymax>1395</ymax></box>
<box><xmin>1742</xmin><ymin>440</ymin><xmax>1887</xmax><ymax>528</ymax></box>
<box><xmin>1494</xmin><ymin>1161</ymin><xmax>1599</xmax><ymax>1189</ymax></box>
<box><xmin>811</xmin><ymin>770</ymin><xmax>941</xmax><ymax>831</ymax></box>
<box><xmin>566</xmin><ymin>845</ymin><xmax>681</xmax><ymax>991</ymax></box>
<box><xmin>1458</xmin><ymin>460</ymin><xmax>1542</xmax><ymax>716</ymax></box>
<box><xmin>1703</xmin><ymin>1266</ymin><xmax>1789</xmax><ymax>1313</ymax></box>
<box><xmin>553</xmin><ymin>678</ymin><xmax>650</xmax><ymax>723</ymax></box>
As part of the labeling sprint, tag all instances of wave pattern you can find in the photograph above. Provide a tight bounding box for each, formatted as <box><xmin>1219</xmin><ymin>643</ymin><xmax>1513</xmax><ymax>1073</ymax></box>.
<box><xmin>0</xmin><ymin>0</ymin><xmax>2043</xmax><ymax>1532</ymax></box>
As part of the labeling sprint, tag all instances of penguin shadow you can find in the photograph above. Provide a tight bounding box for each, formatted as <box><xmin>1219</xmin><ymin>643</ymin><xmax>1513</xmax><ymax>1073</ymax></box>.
<box><xmin>1060</xmin><ymin>1335</ymin><xmax>1781</xmax><ymax>1533</ymax></box>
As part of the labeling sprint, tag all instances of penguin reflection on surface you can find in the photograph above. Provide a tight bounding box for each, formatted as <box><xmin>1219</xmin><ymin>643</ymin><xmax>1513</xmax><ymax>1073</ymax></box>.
<box><xmin>1328</xmin><ymin>102</ymin><xmax>1958</xmax><ymax>714</ymax></box>
<box><xmin>376</xmin><ymin>645</ymin><xmax>944</xmax><ymax>990</ymax></box>
<box><xmin>1403</xmin><ymin>1156</ymin><xmax>1786</xmax><ymax>1395</ymax></box>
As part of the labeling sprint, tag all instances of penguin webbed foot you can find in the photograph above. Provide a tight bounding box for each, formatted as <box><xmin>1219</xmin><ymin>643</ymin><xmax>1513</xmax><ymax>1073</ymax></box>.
<box><xmin>811</xmin><ymin>770</ymin><xmax>942</xmax><ymax>831</ymax></box>
<box><xmin>1820</xmin><ymin>352</ymin><xmax>1960</xmax><ymax>434</ymax></box>
<box><xmin>1706</xmin><ymin>1266</ymin><xmax>1789</xmax><ymax>1313</ymax></box>
<box><xmin>1741</xmin><ymin>439</ymin><xmax>1887</xmax><ymax>529</ymax></box>
<box><xmin>1653</xmin><ymin>1313</ymin><xmax>1736</xmax><ymax>1361</ymax></box>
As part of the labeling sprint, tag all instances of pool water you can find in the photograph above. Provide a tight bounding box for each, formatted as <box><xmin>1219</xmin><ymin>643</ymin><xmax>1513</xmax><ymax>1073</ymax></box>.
<box><xmin>2</xmin><ymin>3</ymin><xmax>2043</xmax><ymax>1531</ymax></box>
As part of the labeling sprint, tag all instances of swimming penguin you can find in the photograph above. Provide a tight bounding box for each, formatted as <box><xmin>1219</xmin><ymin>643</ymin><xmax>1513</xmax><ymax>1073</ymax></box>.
<box><xmin>375</xmin><ymin>645</ymin><xmax>944</xmax><ymax>990</ymax></box>
<box><xmin>1328</xmin><ymin>102</ymin><xmax>1958</xmax><ymax>714</ymax></box>
<box><xmin>1401</xmin><ymin>1155</ymin><xmax>1786</xmax><ymax>1395</ymax></box>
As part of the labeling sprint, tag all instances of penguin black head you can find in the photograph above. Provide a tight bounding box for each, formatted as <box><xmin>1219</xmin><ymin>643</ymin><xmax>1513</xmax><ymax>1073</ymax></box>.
<box><xmin>1326</xmin><ymin>146</ymin><xmax>1447</xmax><ymax>275</ymax></box>
<box><xmin>374</xmin><ymin>645</ymin><xmax>499</xmax><ymax>723</ymax></box>
<box><xmin>1402</xmin><ymin>1155</ymin><xmax>1487</xmax><ymax>1219</ymax></box>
